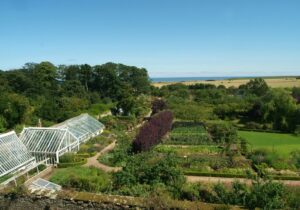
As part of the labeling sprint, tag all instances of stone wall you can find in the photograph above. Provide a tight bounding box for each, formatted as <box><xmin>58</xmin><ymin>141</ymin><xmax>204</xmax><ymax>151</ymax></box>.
<box><xmin>0</xmin><ymin>194</ymin><xmax>143</xmax><ymax>210</ymax></box>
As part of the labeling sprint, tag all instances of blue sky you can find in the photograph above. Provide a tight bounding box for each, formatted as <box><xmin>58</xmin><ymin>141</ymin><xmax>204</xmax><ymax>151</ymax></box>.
<box><xmin>1</xmin><ymin>0</ymin><xmax>300</xmax><ymax>77</ymax></box>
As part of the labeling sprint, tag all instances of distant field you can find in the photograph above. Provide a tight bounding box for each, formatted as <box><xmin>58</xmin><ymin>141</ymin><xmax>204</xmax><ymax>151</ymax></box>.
<box><xmin>152</xmin><ymin>77</ymin><xmax>300</xmax><ymax>88</ymax></box>
<box><xmin>238</xmin><ymin>131</ymin><xmax>300</xmax><ymax>157</ymax></box>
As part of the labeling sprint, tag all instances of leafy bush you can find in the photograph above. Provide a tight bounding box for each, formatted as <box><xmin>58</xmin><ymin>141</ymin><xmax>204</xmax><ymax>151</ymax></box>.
<box><xmin>206</xmin><ymin>122</ymin><xmax>238</xmax><ymax>144</ymax></box>
<box><xmin>59</xmin><ymin>153</ymin><xmax>77</xmax><ymax>163</ymax></box>
<box><xmin>179</xmin><ymin>183</ymin><xmax>201</xmax><ymax>201</ymax></box>
<box><xmin>133</xmin><ymin>111</ymin><xmax>173</xmax><ymax>152</ymax></box>
<box><xmin>98</xmin><ymin>132</ymin><xmax>131</xmax><ymax>167</ymax></box>
<box><xmin>291</xmin><ymin>150</ymin><xmax>300</xmax><ymax>169</ymax></box>
<box><xmin>113</xmin><ymin>152</ymin><xmax>185</xmax><ymax>196</ymax></box>
<box><xmin>57</xmin><ymin>158</ymin><xmax>87</xmax><ymax>168</ymax></box>
<box><xmin>58</xmin><ymin>153</ymin><xmax>87</xmax><ymax>168</ymax></box>
<box><xmin>151</xmin><ymin>98</ymin><xmax>167</xmax><ymax>115</ymax></box>
<box><xmin>245</xmin><ymin>180</ymin><xmax>285</xmax><ymax>210</ymax></box>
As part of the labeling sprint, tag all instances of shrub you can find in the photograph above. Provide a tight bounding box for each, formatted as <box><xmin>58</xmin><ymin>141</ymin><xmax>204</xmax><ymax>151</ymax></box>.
<box><xmin>58</xmin><ymin>153</ymin><xmax>87</xmax><ymax>168</ymax></box>
<box><xmin>113</xmin><ymin>152</ymin><xmax>185</xmax><ymax>195</ymax></box>
<box><xmin>291</xmin><ymin>150</ymin><xmax>300</xmax><ymax>169</ymax></box>
<box><xmin>180</xmin><ymin>183</ymin><xmax>201</xmax><ymax>201</ymax></box>
<box><xmin>245</xmin><ymin>180</ymin><xmax>285</xmax><ymax>210</ymax></box>
<box><xmin>132</xmin><ymin>111</ymin><xmax>173</xmax><ymax>152</ymax></box>
<box><xmin>59</xmin><ymin>153</ymin><xmax>77</xmax><ymax>163</ymax></box>
<box><xmin>57</xmin><ymin>158</ymin><xmax>87</xmax><ymax>168</ymax></box>
<box><xmin>151</xmin><ymin>98</ymin><xmax>167</xmax><ymax>115</ymax></box>
<box><xmin>206</xmin><ymin>122</ymin><xmax>238</xmax><ymax>144</ymax></box>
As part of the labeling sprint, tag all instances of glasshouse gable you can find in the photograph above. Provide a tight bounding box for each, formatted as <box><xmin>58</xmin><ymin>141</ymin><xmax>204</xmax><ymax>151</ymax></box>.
<box><xmin>53</xmin><ymin>113</ymin><xmax>105</xmax><ymax>143</ymax></box>
<box><xmin>0</xmin><ymin>131</ymin><xmax>36</xmax><ymax>177</ymax></box>
<box><xmin>20</xmin><ymin>114</ymin><xmax>104</xmax><ymax>163</ymax></box>
<box><xmin>20</xmin><ymin>128</ymin><xmax>79</xmax><ymax>163</ymax></box>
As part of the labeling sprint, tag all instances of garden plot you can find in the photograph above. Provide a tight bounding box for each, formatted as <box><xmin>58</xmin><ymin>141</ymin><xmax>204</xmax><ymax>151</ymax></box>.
<box><xmin>165</xmin><ymin>122</ymin><xmax>211</xmax><ymax>145</ymax></box>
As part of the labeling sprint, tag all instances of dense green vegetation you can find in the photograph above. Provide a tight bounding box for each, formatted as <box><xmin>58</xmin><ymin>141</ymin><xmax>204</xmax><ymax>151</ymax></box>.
<box><xmin>2</xmin><ymin>62</ymin><xmax>300</xmax><ymax>209</ymax></box>
<box><xmin>167</xmin><ymin>122</ymin><xmax>210</xmax><ymax>145</ymax></box>
<box><xmin>0</xmin><ymin>62</ymin><xmax>151</xmax><ymax>132</ymax></box>
<box><xmin>50</xmin><ymin>167</ymin><xmax>111</xmax><ymax>192</ymax></box>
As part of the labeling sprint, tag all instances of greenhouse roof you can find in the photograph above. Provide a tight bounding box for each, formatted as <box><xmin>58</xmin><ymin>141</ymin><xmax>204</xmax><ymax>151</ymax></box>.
<box><xmin>0</xmin><ymin>131</ymin><xmax>35</xmax><ymax>177</ymax></box>
<box><xmin>20</xmin><ymin>128</ymin><xmax>79</xmax><ymax>155</ymax></box>
<box><xmin>53</xmin><ymin>113</ymin><xmax>105</xmax><ymax>142</ymax></box>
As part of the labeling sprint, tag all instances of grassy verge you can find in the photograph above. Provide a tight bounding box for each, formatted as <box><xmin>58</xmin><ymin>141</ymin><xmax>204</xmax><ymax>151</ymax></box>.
<box><xmin>238</xmin><ymin>130</ymin><xmax>300</xmax><ymax>158</ymax></box>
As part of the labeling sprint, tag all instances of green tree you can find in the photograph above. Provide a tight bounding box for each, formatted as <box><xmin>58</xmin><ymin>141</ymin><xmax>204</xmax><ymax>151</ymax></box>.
<box><xmin>207</xmin><ymin>122</ymin><xmax>238</xmax><ymax>144</ymax></box>
<box><xmin>0</xmin><ymin>93</ymin><xmax>30</xmax><ymax>128</ymax></box>
<box><xmin>30</xmin><ymin>61</ymin><xmax>58</xmax><ymax>95</ymax></box>
<box><xmin>261</xmin><ymin>89</ymin><xmax>297</xmax><ymax>131</ymax></box>
<box><xmin>240</xmin><ymin>78</ymin><xmax>269</xmax><ymax>96</ymax></box>
<box><xmin>245</xmin><ymin>180</ymin><xmax>285</xmax><ymax>210</ymax></box>
<box><xmin>0</xmin><ymin>115</ymin><xmax>7</xmax><ymax>132</ymax></box>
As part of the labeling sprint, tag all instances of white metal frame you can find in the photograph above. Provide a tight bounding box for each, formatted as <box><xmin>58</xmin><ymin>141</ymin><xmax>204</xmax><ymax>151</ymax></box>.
<box><xmin>20</xmin><ymin>114</ymin><xmax>104</xmax><ymax>164</ymax></box>
<box><xmin>0</xmin><ymin>131</ymin><xmax>36</xmax><ymax>177</ymax></box>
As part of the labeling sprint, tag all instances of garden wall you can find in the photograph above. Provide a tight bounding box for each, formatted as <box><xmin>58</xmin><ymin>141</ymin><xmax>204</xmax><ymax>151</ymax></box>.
<box><xmin>0</xmin><ymin>194</ymin><xmax>145</xmax><ymax>210</ymax></box>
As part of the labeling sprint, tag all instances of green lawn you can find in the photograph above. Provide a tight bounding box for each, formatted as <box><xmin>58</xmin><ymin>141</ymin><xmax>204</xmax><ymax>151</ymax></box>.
<box><xmin>238</xmin><ymin>131</ymin><xmax>300</xmax><ymax>157</ymax></box>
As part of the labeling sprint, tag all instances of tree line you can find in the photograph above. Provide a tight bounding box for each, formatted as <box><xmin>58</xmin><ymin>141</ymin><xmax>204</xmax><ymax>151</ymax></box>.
<box><xmin>0</xmin><ymin>62</ymin><xmax>151</xmax><ymax>132</ymax></box>
<box><xmin>154</xmin><ymin>78</ymin><xmax>300</xmax><ymax>134</ymax></box>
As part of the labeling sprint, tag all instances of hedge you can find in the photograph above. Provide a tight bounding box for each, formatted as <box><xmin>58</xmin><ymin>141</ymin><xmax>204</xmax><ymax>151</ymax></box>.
<box><xmin>76</xmin><ymin>152</ymin><xmax>96</xmax><ymax>158</ymax></box>
<box><xmin>184</xmin><ymin>170</ymin><xmax>300</xmax><ymax>181</ymax></box>
<box><xmin>183</xmin><ymin>170</ymin><xmax>249</xmax><ymax>178</ymax></box>
<box><xmin>237</xmin><ymin>128</ymin><xmax>286</xmax><ymax>134</ymax></box>
<box><xmin>271</xmin><ymin>175</ymin><xmax>300</xmax><ymax>181</ymax></box>
<box><xmin>58</xmin><ymin>158</ymin><xmax>87</xmax><ymax>168</ymax></box>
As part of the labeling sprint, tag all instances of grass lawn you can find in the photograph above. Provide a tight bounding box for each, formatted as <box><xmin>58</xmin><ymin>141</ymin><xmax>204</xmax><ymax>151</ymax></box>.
<box><xmin>238</xmin><ymin>130</ymin><xmax>300</xmax><ymax>157</ymax></box>
<box><xmin>50</xmin><ymin>167</ymin><xmax>111</xmax><ymax>192</ymax></box>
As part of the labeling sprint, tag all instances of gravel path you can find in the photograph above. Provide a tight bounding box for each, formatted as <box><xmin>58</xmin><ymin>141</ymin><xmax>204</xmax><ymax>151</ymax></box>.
<box><xmin>84</xmin><ymin>140</ymin><xmax>121</xmax><ymax>172</ymax></box>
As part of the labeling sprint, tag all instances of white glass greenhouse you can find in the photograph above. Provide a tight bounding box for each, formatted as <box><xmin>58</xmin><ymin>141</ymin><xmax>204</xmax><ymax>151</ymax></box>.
<box><xmin>0</xmin><ymin>131</ymin><xmax>36</xmax><ymax>177</ymax></box>
<box><xmin>20</xmin><ymin>128</ymin><xmax>79</xmax><ymax>163</ymax></box>
<box><xmin>20</xmin><ymin>114</ymin><xmax>105</xmax><ymax>163</ymax></box>
<box><xmin>53</xmin><ymin>113</ymin><xmax>105</xmax><ymax>143</ymax></box>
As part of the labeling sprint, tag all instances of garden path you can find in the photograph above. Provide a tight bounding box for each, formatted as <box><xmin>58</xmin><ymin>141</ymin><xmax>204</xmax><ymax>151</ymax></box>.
<box><xmin>84</xmin><ymin>140</ymin><xmax>121</xmax><ymax>172</ymax></box>
<box><xmin>85</xmin><ymin>110</ymin><xmax>151</xmax><ymax>172</ymax></box>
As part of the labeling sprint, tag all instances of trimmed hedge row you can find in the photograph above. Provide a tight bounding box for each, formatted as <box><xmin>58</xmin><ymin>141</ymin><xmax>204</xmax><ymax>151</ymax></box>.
<box><xmin>271</xmin><ymin>175</ymin><xmax>300</xmax><ymax>181</ymax></box>
<box><xmin>238</xmin><ymin>128</ymin><xmax>285</xmax><ymax>134</ymax></box>
<box><xmin>76</xmin><ymin>152</ymin><xmax>96</xmax><ymax>158</ymax></box>
<box><xmin>58</xmin><ymin>158</ymin><xmax>87</xmax><ymax>168</ymax></box>
<box><xmin>184</xmin><ymin>170</ymin><xmax>249</xmax><ymax>178</ymax></box>
<box><xmin>184</xmin><ymin>170</ymin><xmax>300</xmax><ymax>181</ymax></box>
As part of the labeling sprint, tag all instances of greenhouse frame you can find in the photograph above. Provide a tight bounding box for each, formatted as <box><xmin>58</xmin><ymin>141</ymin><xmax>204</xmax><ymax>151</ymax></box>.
<box><xmin>53</xmin><ymin>113</ymin><xmax>105</xmax><ymax>143</ymax></box>
<box><xmin>20</xmin><ymin>114</ymin><xmax>105</xmax><ymax>163</ymax></box>
<box><xmin>20</xmin><ymin>127</ymin><xmax>79</xmax><ymax>163</ymax></box>
<box><xmin>0</xmin><ymin>131</ymin><xmax>36</xmax><ymax>177</ymax></box>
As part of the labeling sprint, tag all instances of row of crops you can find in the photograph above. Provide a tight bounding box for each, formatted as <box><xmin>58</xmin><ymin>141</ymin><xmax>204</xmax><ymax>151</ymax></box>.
<box><xmin>166</xmin><ymin>121</ymin><xmax>212</xmax><ymax>145</ymax></box>
<box><xmin>158</xmin><ymin>121</ymin><xmax>256</xmax><ymax>177</ymax></box>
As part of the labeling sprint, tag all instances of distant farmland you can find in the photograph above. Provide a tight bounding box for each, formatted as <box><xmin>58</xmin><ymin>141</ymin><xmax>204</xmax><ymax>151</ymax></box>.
<box><xmin>152</xmin><ymin>77</ymin><xmax>300</xmax><ymax>88</ymax></box>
